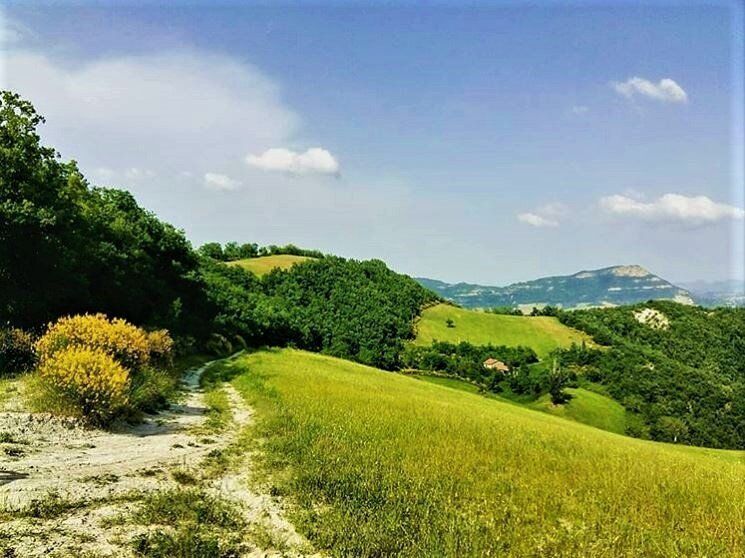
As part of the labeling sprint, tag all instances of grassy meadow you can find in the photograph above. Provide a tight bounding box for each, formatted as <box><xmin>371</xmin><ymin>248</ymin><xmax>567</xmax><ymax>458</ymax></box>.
<box><xmin>415</xmin><ymin>374</ymin><xmax>628</xmax><ymax>435</ymax></box>
<box><xmin>222</xmin><ymin>349</ymin><xmax>744</xmax><ymax>557</ymax></box>
<box><xmin>227</xmin><ymin>254</ymin><xmax>312</xmax><ymax>276</ymax></box>
<box><xmin>415</xmin><ymin>374</ymin><xmax>483</xmax><ymax>394</ymax></box>
<box><xmin>415</xmin><ymin>303</ymin><xmax>592</xmax><ymax>357</ymax></box>
<box><xmin>525</xmin><ymin>387</ymin><xmax>628</xmax><ymax>435</ymax></box>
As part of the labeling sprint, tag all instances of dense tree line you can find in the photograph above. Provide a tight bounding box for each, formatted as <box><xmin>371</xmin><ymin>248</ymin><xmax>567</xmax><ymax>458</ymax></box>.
<box><xmin>556</xmin><ymin>302</ymin><xmax>745</xmax><ymax>448</ymax></box>
<box><xmin>0</xmin><ymin>91</ymin><xmax>213</xmax><ymax>336</ymax></box>
<box><xmin>485</xmin><ymin>307</ymin><xmax>524</xmax><ymax>316</ymax></box>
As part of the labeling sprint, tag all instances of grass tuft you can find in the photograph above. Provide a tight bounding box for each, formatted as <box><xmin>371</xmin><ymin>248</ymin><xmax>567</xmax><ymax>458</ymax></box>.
<box><xmin>129</xmin><ymin>488</ymin><xmax>245</xmax><ymax>558</ymax></box>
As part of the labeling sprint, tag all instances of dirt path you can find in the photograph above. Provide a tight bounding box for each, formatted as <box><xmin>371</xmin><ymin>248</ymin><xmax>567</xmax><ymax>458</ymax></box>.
<box><xmin>0</xmin><ymin>356</ymin><xmax>317</xmax><ymax>557</ymax></box>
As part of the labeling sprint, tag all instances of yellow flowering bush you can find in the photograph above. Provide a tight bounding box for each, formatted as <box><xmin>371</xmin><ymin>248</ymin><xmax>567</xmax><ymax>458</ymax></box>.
<box><xmin>38</xmin><ymin>346</ymin><xmax>130</xmax><ymax>424</ymax></box>
<box><xmin>36</xmin><ymin>314</ymin><xmax>150</xmax><ymax>371</ymax></box>
<box><xmin>146</xmin><ymin>329</ymin><xmax>174</xmax><ymax>367</ymax></box>
<box><xmin>33</xmin><ymin>314</ymin><xmax>179</xmax><ymax>423</ymax></box>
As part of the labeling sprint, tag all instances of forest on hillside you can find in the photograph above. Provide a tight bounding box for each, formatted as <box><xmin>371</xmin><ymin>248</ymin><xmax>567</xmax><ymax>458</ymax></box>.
<box><xmin>557</xmin><ymin>302</ymin><xmax>745</xmax><ymax>448</ymax></box>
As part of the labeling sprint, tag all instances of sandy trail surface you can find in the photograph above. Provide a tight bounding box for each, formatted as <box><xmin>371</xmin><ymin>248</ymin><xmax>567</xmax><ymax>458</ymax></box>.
<box><xmin>0</xmin><ymin>356</ymin><xmax>317</xmax><ymax>557</ymax></box>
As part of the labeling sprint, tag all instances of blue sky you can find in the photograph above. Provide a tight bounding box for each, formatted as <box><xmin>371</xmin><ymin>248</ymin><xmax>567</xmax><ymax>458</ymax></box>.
<box><xmin>2</xmin><ymin>1</ymin><xmax>743</xmax><ymax>284</ymax></box>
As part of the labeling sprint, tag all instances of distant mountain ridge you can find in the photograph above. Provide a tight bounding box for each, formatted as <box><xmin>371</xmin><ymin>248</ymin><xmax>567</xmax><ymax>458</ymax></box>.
<box><xmin>678</xmin><ymin>279</ymin><xmax>745</xmax><ymax>308</ymax></box>
<box><xmin>417</xmin><ymin>265</ymin><xmax>695</xmax><ymax>310</ymax></box>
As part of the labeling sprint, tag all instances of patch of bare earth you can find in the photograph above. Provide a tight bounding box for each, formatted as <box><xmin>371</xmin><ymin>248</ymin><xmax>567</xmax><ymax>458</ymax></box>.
<box><xmin>633</xmin><ymin>307</ymin><xmax>670</xmax><ymax>330</ymax></box>
<box><xmin>0</xmin><ymin>358</ymin><xmax>317</xmax><ymax>557</ymax></box>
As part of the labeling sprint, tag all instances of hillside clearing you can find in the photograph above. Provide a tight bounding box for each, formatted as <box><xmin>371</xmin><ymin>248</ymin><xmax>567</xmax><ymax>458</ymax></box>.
<box><xmin>414</xmin><ymin>303</ymin><xmax>593</xmax><ymax>358</ymax></box>
<box><xmin>226</xmin><ymin>349</ymin><xmax>744</xmax><ymax>557</ymax></box>
<box><xmin>228</xmin><ymin>255</ymin><xmax>313</xmax><ymax>276</ymax></box>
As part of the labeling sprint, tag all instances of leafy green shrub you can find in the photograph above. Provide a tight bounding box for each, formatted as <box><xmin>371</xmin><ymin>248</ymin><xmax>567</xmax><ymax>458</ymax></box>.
<box><xmin>37</xmin><ymin>346</ymin><xmax>130</xmax><ymax>425</ymax></box>
<box><xmin>231</xmin><ymin>334</ymin><xmax>247</xmax><ymax>351</ymax></box>
<box><xmin>205</xmin><ymin>333</ymin><xmax>232</xmax><ymax>357</ymax></box>
<box><xmin>173</xmin><ymin>335</ymin><xmax>196</xmax><ymax>356</ymax></box>
<box><xmin>129</xmin><ymin>367</ymin><xmax>176</xmax><ymax>415</ymax></box>
<box><xmin>0</xmin><ymin>328</ymin><xmax>36</xmax><ymax>376</ymax></box>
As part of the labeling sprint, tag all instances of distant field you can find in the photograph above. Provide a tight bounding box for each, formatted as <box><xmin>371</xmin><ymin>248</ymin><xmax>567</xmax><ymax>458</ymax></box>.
<box><xmin>227</xmin><ymin>254</ymin><xmax>312</xmax><ymax>276</ymax></box>
<box><xmin>414</xmin><ymin>303</ymin><xmax>593</xmax><ymax>358</ymax></box>
<box><xmin>415</xmin><ymin>375</ymin><xmax>628</xmax><ymax>435</ymax></box>
<box><xmin>223</xmin><ymin>349</ymin><xmax>744</xmax><ymax>557</ymax></box>
<box><xmin>526</xmin><ymin>387</ymin><xmax>628</xmax><ymax>434</ymax></box>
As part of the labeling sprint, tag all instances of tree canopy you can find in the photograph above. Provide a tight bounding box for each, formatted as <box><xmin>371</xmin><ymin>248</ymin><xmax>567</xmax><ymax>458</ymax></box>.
<box><xmin>557</xmin><ymin>302</ymin><xmax>745</xmax><ymax>448</ymax></box>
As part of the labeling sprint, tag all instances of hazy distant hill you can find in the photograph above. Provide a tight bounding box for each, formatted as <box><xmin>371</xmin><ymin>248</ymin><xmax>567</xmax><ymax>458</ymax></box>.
<box><xmin>678</xmin><ymin>280</ymin><xmax>745</xmax><ymax>308</ymax></box>
<box><xmin>417</xmin><ymin>265</ymin><xmax>694</xmax><ymax>310</ymax></box>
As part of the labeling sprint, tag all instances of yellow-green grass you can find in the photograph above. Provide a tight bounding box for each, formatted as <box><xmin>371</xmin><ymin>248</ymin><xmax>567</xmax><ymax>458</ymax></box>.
<box><xmin>526</xmin><ymin>387</ymin><xmax>628</xmax><ymax>435</ymax></box>
<box><xmin>227</xmin><ymin>255</ymin><xmax>312</xmax><ymax>277</ymax></box>
<box><xmin>415</xmin><ymin>303</ymin><xmax>593</xmax><ymax>358</ymax></box>
<box><xmin>415</xmin><ymin>374</ymin><xmax>482</xmax><ymax>395</ymax></box>
<box><xmin>227</xmin><ymin>349</ymin><xmax>744</xmax><ymax>557</ymax></box>
<box><xmin>0</xmin><ymin>376</ymin><xmax>19</xmax><ymax>408</ymax></box>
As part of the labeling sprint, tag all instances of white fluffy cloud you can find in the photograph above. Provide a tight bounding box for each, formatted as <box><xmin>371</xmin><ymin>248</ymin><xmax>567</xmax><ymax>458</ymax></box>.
<box><xmin>517</xmin><ymin>203</ymin><xmax>567</xmax><ymax>228</ymax></box>
<box><xmin>600</xmin><ymin>193</ymin><xmax>744</xmax><ymax>226</ymax></box>
<box><xmin>612</xmin><ymin>77</ymin><xmax>688</xmax><ymax>103</ymax></box>
<box><xmin>517</xmin><ymin>212</ymin><xmax>558</xmax><ymax>227</ymax></box>
<box><xmin>246</xmin><ymin>147</ymin><xmax>339</xmax><ymax>176</ymax></box>
<box><xmin>204</xmin><ymin>172</ymin><xmax>240</xmax><ymax>191</ymax></box>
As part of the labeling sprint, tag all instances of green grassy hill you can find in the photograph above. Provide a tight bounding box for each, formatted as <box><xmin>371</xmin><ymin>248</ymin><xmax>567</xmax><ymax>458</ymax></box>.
<box><xmin>525</xmin><ymin>386</ymin><xmax>628</xmax><ymax>434</ymax></box>
<box><xmin>227</xmin><ymin>254</ymin><xmax>312</xmax><ymax>276</ymax></box>
<box><xmin>414</xmin><ymin>303</ymin><xmax>593</xmax><ymax>358</ymax></box>
<box><xmin>415</xmin><ymin>375</ymin><xmax>628</xmax><ymax>435</ymax></box>
<box><xmin>214</xmin><ymin>349</ymin><xmax>744</xmax><ymax>558</ymax></box>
